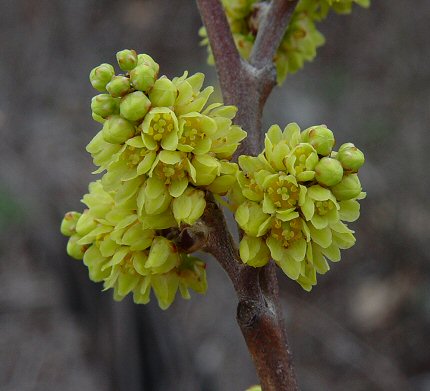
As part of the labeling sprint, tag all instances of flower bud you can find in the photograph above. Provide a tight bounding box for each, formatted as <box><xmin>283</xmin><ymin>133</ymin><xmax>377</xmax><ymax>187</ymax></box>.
<box><xmin>336</xmin><ymin>143</ymin><xmax>365</xmax><ymax>172</ymax></box>
<box><xmin>60</xmin><ymin>211</ymin><xmax>81</xmax><ymax>237</ymax></box>
<box><xmin>66</xmin><ymin>235</ymin><xmax>87</xmax><ymax>260</ymax></box>
<box><xmin>102</xmin><ymin>115</ymin><xmax>135</xmax><ymax>144</ymax></box>
<box><xmin>91</xmin><ymin>94</ymin><xmax>119</xmax><ymax>118</ymax></box>
<box><xmin>235</xmin><ymin>201</ymin><xmax>271</xmax><ymax>237</ymax></box>
<box><xmin>137</xmin><ymin>54</ymin><xmax>160</xmax><ymax>75</ymax></box>
<box><xmin>75</xmin><ymin>211</ymin><xmax>97</xmax><ymax>236</ymax></box>
<box><xmin>120</xmin><ymin>91</ymin><xmax>151</xmax><ymax>122</ymax></box>
<box><xmin>149</xmin><ymin>77</ymin><xmax>178</xmax><ymax>107</ymax></box>
<box><xmin>116</xmin><ymin>49</ymin><xmax>138</xmax><ymax>71</ymax></box>
<box><xmin>315</xmin><ymin>157</ymin><xmax>343</xmax><ymax>186</ymax></box>
<box><xmin>89</xmin><ymin>63</ymin><xmax>114</xmax><ymax>92</ymax></box>
<box><xmin>151</xmin><ymin>272</ymin><xmax>180</xmax><ymax>309</ymax></box>
<box><xmin>146</xmin><ymin>237</ymin><xmax>177</xmax><ymax>273</ymax></box>
<box><xmin>106</xmin><ymin>76</ymin><xmax>131</xmax><ymax>98</ymax></box>
<box><xmin>302</xmin><ymin>125</ymin><xmax>335</xmax><ymax>156</ymax></box>
<box><xmin>206</xmin><ymin>161</ymin><xmax>238</xmax><ymax>195</ymax></box>
<box><xmin>338</xmin><ymin>142</ymin><xmax>354</xmax><ymax>151</ymax></box>
<box><xmin>331</xmin><ymin>174</ymin><xmax>362</xmax><ymax>200</ymax></box>
<box><xmin>239</xmin><ymin>236</ymin><xmax>270</xmax><ymax>267</ymax></box>
<box><xmin>172</xmin><ymin>188</ymin><xmax>206</xmax><ymax>225</ymax></box>
<box><xmin>191</xmin><ymin>154</ymin><xmax>220</xmax><ymax>186</ymax></box>
<box><xmin>92</xmin><ymin>112</ymin><xmax>105</xmax><ymax>124</ymax></box>
<box><xmin>130</xmin><ymin>64</ymin><xmax>157</xmax><ymax>92</ymax></box>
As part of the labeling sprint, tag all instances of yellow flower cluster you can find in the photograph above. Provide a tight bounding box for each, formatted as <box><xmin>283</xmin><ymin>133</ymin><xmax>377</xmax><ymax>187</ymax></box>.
<box><xmin>61</xmin><ymin>50</ymin><xmax>246</xmax><ymax>308</ymax></box>
<box><xmin>234</xmin><ymin>123</ymin><xmax>365</xmax><ymax>291</ymax></box>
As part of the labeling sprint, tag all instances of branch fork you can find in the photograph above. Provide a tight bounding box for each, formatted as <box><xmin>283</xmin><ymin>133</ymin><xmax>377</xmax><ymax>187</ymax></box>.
<box><xmin>195</xmin><ymin>1</ymin><xmax>300</xmax><ymax>389</ymax></box>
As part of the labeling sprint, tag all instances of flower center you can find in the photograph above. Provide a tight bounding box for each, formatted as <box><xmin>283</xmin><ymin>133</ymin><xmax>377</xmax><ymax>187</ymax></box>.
<box><xmin>211</xmin><ymin>135</ymin><xmax>228</xmax><ymax>149</ymax></box>
<box><xmin>119</xmin><ymin>253</ymin><xmax>138</xmax><ymax>275</ymax></box>
<box><xmin>147</xmin><ymin>113</ymin><xmax>174</xmax><ymax>142</ymax></box>
<box><xmin>270</xmin><ymin>217</ymin><xmax>302</xmax><ymax>248</ymax></box>
<box><xmin>122</xmin><ymin>146</ymin><xmax>147</xmax><ymax>168</ymax></box>
<box><xmin>154</xmin><ymin>159</ymin><xmax>187</xmax><ymax>185</ymax></box>
<box><xmin>266</xmin><ymin>174</ymin><xmax>299</xmax><ymax>209</ymax></box>
<box><xmin>244</xmin><ymin>173</ymin><xmax>263</xmax><ymax>197</ymax></box>
<box><xmin>180</xmin><ymin>119</ymin><xmax>205</xmax><ymax>148</ymax></box>
<box><xmin>95</xmin><ymin>233</ymin><xmax>107</xmax><ymax>245</ymax></box>
<box><xmin>315</xmin><ymin>200</ymin><xmax>333</xmax><ymax>216</ymax></box>
<box><xmin>290</xmin><ymin>144</ymin><xmax>314</xmax><ymax>175</ymax></box>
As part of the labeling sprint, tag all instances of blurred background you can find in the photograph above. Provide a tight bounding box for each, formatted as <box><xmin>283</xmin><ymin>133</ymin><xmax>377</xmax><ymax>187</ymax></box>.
<box><xmin>0</xmin><ymin>0</ymin><xmax>429</xmax><ymax>390</ymax></box>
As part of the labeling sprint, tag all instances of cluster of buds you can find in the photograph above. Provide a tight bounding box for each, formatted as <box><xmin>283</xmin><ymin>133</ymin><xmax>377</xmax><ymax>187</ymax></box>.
<box><xmin>61</xmin><ymin>50</ymin><xmax>246</xmax><ymax>308</ymax></box>
<box><xmin>234</xmin><ymin>123</ymin><xmax>365</xmax><ymax>291</ymax></box>
<box><xmin>199</xmin><ymin>0</ymin><xmax>370</xmax><ymax>83</ymax></box>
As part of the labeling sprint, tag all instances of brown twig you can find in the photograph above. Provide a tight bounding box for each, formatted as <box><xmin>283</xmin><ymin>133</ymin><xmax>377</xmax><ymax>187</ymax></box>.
<box><xmin>195</xmin><ymin>0</ymin><xmax>242</xmax><ymax>106</ymax></box>
<box><xmin>197</xmin><ymin>0</ymin><xmax>276</xmax><ymax>156</ymax></box>
<box><xmin>196</xmin><ymin>0</ymin><xmax>300</xmax><ymax>389</ymax></box>
<box><xmin>200</xmin><ymin>197</ymin><xmax>298</xmax><ymax>391</ymax></box>
<box><xmin>250</xmin><ymin>0</ymin><xmax>300</xmax><ymax>69</ymax></box>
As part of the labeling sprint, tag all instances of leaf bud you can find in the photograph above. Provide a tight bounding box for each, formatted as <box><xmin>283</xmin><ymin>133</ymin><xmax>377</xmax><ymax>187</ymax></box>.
<box><xmin>89</xmin><ymin>63</ymin><xmax>115</xmax><ymax>92</ymax></box>
<box><xmin>315</xmin><ymin>157</ymin><xmax>343</xmax><ymax>186</ymax></box>
<box><xmin>336</xmin><ymin>143</ymin><xmax>365</xmax><ymax>172</ymax></box>
<box><xmin>102</xmin><ymin>115</ymin><xmax>135</xmax><ymax>144</ymax></box>
<box><xmin>149</xmin><ymin>77</ymin><xmax>178</xmax><ymax>107</ymax></box>
<box><xmin>116</xmin><ymin>49</ymin><xmax>138</xmax><ymax>71</ymax></box>
<box><xmin>106</xmin><ymin>76</ymin><xmax>131</xmax><ymax>98</ymax></box>
<box><xmin>120</xmin><ymin>91</ymin><xmax>151</xmax><ymax>122</ymax></box>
